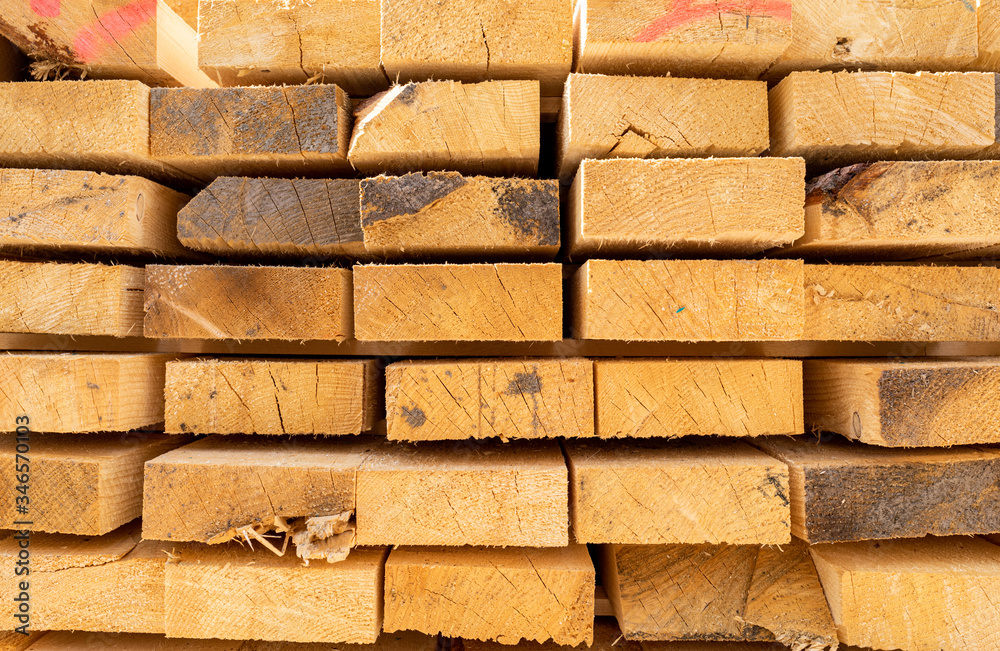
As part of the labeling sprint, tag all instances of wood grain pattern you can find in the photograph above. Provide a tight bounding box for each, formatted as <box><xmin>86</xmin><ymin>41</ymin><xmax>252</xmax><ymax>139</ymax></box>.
<box><xmin>573</xmin><ymin>260</ymin><xmax>805</xmax><ymax>341</ymax></box>
<box><xmin>143</xmin><ymin>264</ymin><xmax>353</xmax><ymax>341</ymax></box>
<box><xmin>385</xmin><ymin>358</ymin><xmax>593</xmax><ymax>441</ymax></box>
<box><xmin>26</xmin><ymin>631</ymin><xmax>438</xmax><ymax>650</ymax></box>
<box><xmin>757</xmin><ymin>435</ymin><xmax>1000</xmax><ymax>543</ymax></box>
<box><xmin>383</xmin><ymin>545</ymin><xmax>594</xmax><ymax>645</ymax></box>
<box><xmin>594</xmin><ymin>358</ymin><xmax>803</xmax><ymax>439</ymax></box>
<box><xmin>804</xmin><ymin>358</ymin><xmax>1000</xmax><ymax>447</ymax></box>
<box><xmin>567</xmin><ymin>157</ymin><xmax>804</xmax><ymax>258</ymax></box>
<box><xmin>557</xmin><ymin>74</ymin><xmax>768</xmax><ymax>182</ymax></box>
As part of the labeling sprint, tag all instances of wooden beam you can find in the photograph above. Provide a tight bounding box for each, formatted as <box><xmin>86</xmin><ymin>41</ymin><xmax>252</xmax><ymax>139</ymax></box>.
<box><xmin>150</xmin><ymin>85</ymin><xmax>353</xmax><ymax>182</ymax></box>
<box><xmin>574</xmin><ymin>0</ymin><xmax>792</xmax><ymax>79</ymax></box>
<box><xmin>781</xmin><ymin>161</ymin><xmax>1000</xmax><ymax>260</ymax></box>
<box><xmin>810</xmin><ymin>537</ymin><xmax>1000</xmax><ymax>650</ymax></box>
<box><xmin>594</xmin><ymin>358</ymin><xmax>803</xmax><ymax>439</ymax></box>
<box><xmin>164</xmin><ymin>0</ymin><xmax>197</xmax><ymax>29</ymax></box>
<box><xmin>143</xmin><ymin>264</ymin><xmax>353</xmax><ymax>341</ymax></box>
<box><xmin>380</xmin><ymin>0</ymin><xmax>572</xmax><ymax>95</ymax></box>
<box><xmin>970</xmin><ymin>0</ymin><xmax>1000</xmax><ymax>71</ymax></box>
<box><xmin>383</xmin><ymin>545</ymin><xmax>594</xmax><ymax>645</ymax></box>
<box><xmin>602</xmin><ymin>542</ymin><xmax>836</xmax><ymax>646</ymax></box>
<box><xmin>0</xmin><ymin>0</ymin><xmax>214</xmax><ymax>87</ymax></box>
<box><xmin>769</xmin><ymin>71</ymin><xmax>996</xmax><ymax>168</ymax></box>
<box><xmin>385</xmin><ymin>358</ymin><xmax>593</xmax><ymax>441</ymax></box>
<box><xmin>142</xmin><ymin>435</ymin><xmax>371</xmax><ymax>543</ymax></box>
<box><xmin>804</xmin><ymin>264</ymin><xmax>1000</xmax><ymax>341</ymax></box>
<box><xmin>0</xmin><ymin>432</ymin><xmax>190</xmax><ymax>535</ymax></box>
<box><xmin>165</xmin><ymin>358</ymin><xmax>378</xmax><ymax>435</ymax></box>
<box><xmin>756</xmin><ymin>435</ymin><xmax>1000</xmax><ymax>543</ymax></box>
<box><xmin>804</xmin><ymin>358</ymin><xmax>1000</xmax><ymax>447</ymax></box>
<box><xmin>198</xmin><ymin>0</ymin><xmax>386</xmax><ymax>95</ymax></box>
<box><xmin>567</xmin><ymin>158</ymin><xmax>804</xmax><ymax>259</ymax></box>
<box><xmin>360</xmin><ymin>172</ymin><xmax>559</xmax><ymax>260</ymax></box>
<box><xmin>463</xmin><ymin>618</ymin><xmax>639</xmax><ymax>651</ymax></box>
<box><xmin>164</xmin><ymin>543</ymin><xmax>386</xmax><ymax>643</ymax></box>
<box><xmin>573</xmin><ymin>260</ymin><xmax>805</xmax><ymax>341</ymax></box>
<box><xmin>0</xmin><ymin>81</ymin><xmax>193</xmax><ymax>185</ymax></box>
<box><xmin>353</xmin><ymin>263</ymin><xmax>562</xmax><ymax>342</ymax></box>
<box><xmin>348</xmin><ymin>80</ymin><xmax>540</xmax><ymax>177</ymax></box>
<box><xmin>26</xmin><ymin>631</ymin><xmax>438</xmax><ymax>650</ymax></box>
<box><xmin>565</xmin><ymin>439</ymin><xmax>790</xmax><ymax>545</ymax></box>
<box><xmin>0</xmin><ymin>524</ymin><xmax>168</xmax><ymax>634</ymax></box>
<box><xmin>557</xmin><ymin>74</ymin><xmax>768</xmax><ymax>182</ymax></box>
<box><xmin>356</xmin><ymin>440</ymin><xmax>568</xmax><ymax>547</ymax></box>
<box><xmin>177</xmin><ymin>177</ymin><xmax>364</xmax><ymax>259</ymax></box>
<box><xmin>0</xmin><ymin>261</ymin><xmax>144</xmax><ymax>336</ymax></box>
<box><xmin>0</xmin><ymin>169</ymin><xmax>189</xmax><ymax>258</ymax></box>
<box><xmin>763</xmin><ymin>0</ymin><xmax>978</xmax><ymax>79</ymax></box>
<box><xmin>0</xmin><ymin>353</ymin><xmax>171</xmax><ymax>433</ymax></box>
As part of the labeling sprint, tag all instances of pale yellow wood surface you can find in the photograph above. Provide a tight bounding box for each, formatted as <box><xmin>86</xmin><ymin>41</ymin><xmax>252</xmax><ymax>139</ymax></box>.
<box><xmin>383</xmin><ymin>545</ymin><xmax>594</xmax><ymax>646</ymax></box>
<box><xmin>805</xmin><ymin>264</ymin><xmax>1000</xmax><ymax>341</ymax></box>
<box><xmin>356</xmin><ymin>440</ymin><xmax>567</xmax><ymax>547</ymax></box>
<box><xmin>575</xmin><ymin>0</ymin><xmax>792</xmax><ymax>79</ymax></box>
<box><xmin>0</xmin><ymin>261</ymin><xmax>143</xmax><ymax>336</ymax></box>
<box><xmin>150</xmin><ymin>85</ymin><xmax>353</xmax><ymax>181</ymax></box>
<box><xmin>0</xmin><ymin>169</ymin><xmax>189</xmax><ymax>257</ymax></box>
<box><xmin>385</xmin><ymin>358</ymin><xmax>593</xmax><ymax>441</ymax></box>
<box><xmin>0</xmin><ymin>0</ymin><xmax>213</xmax><ymax>87</ymax></box>
<box><xmin>164</xmin><ymin>0</ymin><xmax>197</xmax><ymax>29</ymax></box>
<box><xmin>565</xmin><ymin>439</ymin><xmax>790</xmax><ymax>545</ymax></box>
<box><xmin>0</xmin><ymin>353</ymin><xmax>171</xmax><ymax>433</ymax></box>
<box><xmin>595</xmin><ymin>358</ymin><xmax>803</xmax><ymax>439</ymax></box>
<box><xmin>165</xmin><ymin>358</ymin><xmax>377</xmax><ymax>435</ymax></box>
<box><xmin>198</xmin><ymin>0</ymin><xmax>385</xmax><ymax>95</ymax></box>
<box><xmin>165</xmin><ymin>543</ymin><xmax>386</xmax><ymax>643</ymax></box>
<box><xmin>142</xmin><ymin>435</ymin><xmax>373</xmax><ymax>542</ymax></box>
<box><xmin>462</xmin><ymin>618</ymin><xmax>638</xmax><ymax>651</ymax></box>
<box><xmin>603</xmin><ymin>543</ymin><xmax>836</xmax><ymax>645</ymax></box>
<box><xmin>0</xmin><ymin>432</ymin><xmax>189</xmax><ymax>535</ymax></box>
<box><xmin>557</xmin><ymin>74</ymin><xmax>768</xmax><ymax>182</ymax></box>
<box><xmin>360</xmin><ymin>173</ymin><xmax>559</xmax><ymax>260</ymax></box>
<box><xmin>380</xmin><ymin>0</ymin><xmax>572</xmax><ymax>95</ymax></box>
<box><xmin>769</xmin><ymin>71</ymin><xmax>996</xmax><ymax>167</ymax></box>
<box><xmin>568</xmin><ymin>158</ymin><xmax>804</xmax><ymax>258</ymax></box>
<box><xmin>0</xmin><ymin>524</ymin><xmax>168</xmax><ymax>634</ymax></box>
<box><xmin>143</xmin><ymin>264</ymin><xmax>353</xmax><ymax>341</ymax></box>
<box><xmin>25</xmin><ymin>631</ymin><xmax>438</xmax><ymax>650</ymax></box>
<box><xmin>969</xmin><ymin>0</ymin><xmax>1000</xmax><ymax>70</ymax></box>
<box><xmin>804</xmin><ymin>357</ymin><xmax>1000</xmax><ymax>447</ymax></box>
<box><xmin>783</xmin><ymin>161</ymin><xmax>1000</xmax><ymax>260</ymax></box>
<box><xmin>574</xmin><ymin>260</ymin><xmax>805</xmax><ymax>341</ymax></box>
<box><xmin>353</xmin><ymin>263</ymin><xmax>562</xmax><ymax>342</ymax></box>
<box><xmin>348</xmin><ymin>80</ymin><xmax>540</xmax><ymax>176</ymax></box>
<box><xmin>810</xmin><ymin>537</ymin><xmax>1000</xmax><ymax>651</ymax></box>
<box><xmin>756</xmin><ymin>436</ymin><xmax>1000</xmax><ymax>543</ymax></box>
<box><xmin>763</xmin><ymin>0</ymin><xmax>978</xmax><ymax>79</ymax></box>
<box><xmin>0</xmin><ymin>81</ymin><xmax>193</xmax><ymax>184</ymax></box>
<box><xmin>177</xmin><ymin>177</ymin><xmax>364</xmax><ymax>258</ymax></box>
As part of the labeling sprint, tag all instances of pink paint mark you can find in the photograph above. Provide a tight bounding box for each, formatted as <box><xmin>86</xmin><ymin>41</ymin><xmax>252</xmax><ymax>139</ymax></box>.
<box><xmin>635</xmin><ymin>0</ymin><xmax>792</xmax><ymax>42</ymax></box>
<box><xmin>30</xmin><ymin>0</ymin><xmax>61</xmax><ymax>18</ymax></box>
<box><xmin>72</xmin><ymin>0</ymin><xmax>156</xmax><ymax>63</ymax></box>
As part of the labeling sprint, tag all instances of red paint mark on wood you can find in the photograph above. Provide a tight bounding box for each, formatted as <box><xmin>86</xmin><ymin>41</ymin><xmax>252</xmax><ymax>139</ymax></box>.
<box><xmin>30</xmin><ymin>0</ymin><xmax>61</xmax><ymax>18</ymax></box>
<box><xmin>635</xmin><ymin>0</ymin><xmax>791</xmax><ymax>42</ymax></box>
<box><xmin>72</xmin><ymin>0</ymin><xmax>157</xmax><ymax>62</ymax></box>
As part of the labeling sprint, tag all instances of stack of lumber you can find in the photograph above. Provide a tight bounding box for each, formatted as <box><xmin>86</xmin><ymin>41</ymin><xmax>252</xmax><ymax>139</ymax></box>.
<box><xmin>3</xmin><ymin>1</ymin><xmax>1000</xmax><ymax>650</ymax></box>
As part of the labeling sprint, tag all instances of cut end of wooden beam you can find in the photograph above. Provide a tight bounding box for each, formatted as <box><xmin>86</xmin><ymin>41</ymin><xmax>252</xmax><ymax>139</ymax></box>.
<box><xmin>384</xmin><ymin>545</ymin><xmax>595</xmax><ymax>645</ymax></box>
<box><xmin>143</xmin><ymin>264</ymin><xmax>353</xmax><ymax>341</ymax></box>
<box><xmin>353</xmin><ymin>263</ymin><xmax>562</xmax><ymax>342</ymax></box>
<box><xmin>360</xmin><ymin>172</ymin><xmax>560</xmax><ymax>260</ymax></box>
<box><xmin>348</xmin><ymin>80</ymin><xmax>540</xmax><ymax>177</ymax></box>
<box><xmin>557</xmin><ymin>74</ymin><xmax>769</xmax><ymax>182</ymax></box>
<box><xmin>804</xmin><ymin>357</ymin><xmax>1000</xmax><ymax>447</ymax></box>
<box><xmin>150</xmin><ymin>85</ymin><xmax>354</xmax><ymax>182</ymax></box>
<box><xmin>574</xmin><ymin>259</ymin><xmax>805</xmax><ymax>341</ymax></box>
<box><xmin>566</xmin><ymin>438</ymin><xmax>790</xmax><ymax>545</ymax></box>
<box><xmin>165</xmin><ymin>358</ymin><xmax>379</xmax><ymax>435</ymax></box>
<box><xmin>385</xmin><ymin>358</ymin><xmax>594</xmax><ymax>441</ymax></box>
<box><xmin>575</xmin><ymin>0</ymin><xmax>792</xmax><ymax>79</ymax></box>
<box><xmin>568</xmin><ymin>157</ymin><xmax>805</xmax><ymax>259</ymax></box>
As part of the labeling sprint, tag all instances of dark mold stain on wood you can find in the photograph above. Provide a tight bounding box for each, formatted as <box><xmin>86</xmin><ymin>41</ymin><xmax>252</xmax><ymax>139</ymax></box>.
<box><xmin>493</xmin><ymin>183</ymin><xmax>560</xmax><ymax>245</ymax></box>
<box><xmin>504</xmin><ymin>370</ymin><xmax>542</xmax><ymax>396</ymax></box>
<box><xmin>401</xmin><ymin>404</ymin><xmax>427</xmax><ymax>428</ymax></box>
<box><xmin>360</xmin><ymin>172</ymin><xmax>467</xmax><ymax>226</ymax></box>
